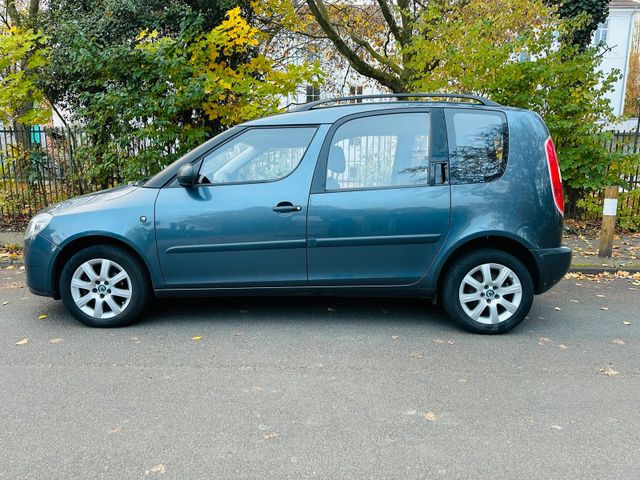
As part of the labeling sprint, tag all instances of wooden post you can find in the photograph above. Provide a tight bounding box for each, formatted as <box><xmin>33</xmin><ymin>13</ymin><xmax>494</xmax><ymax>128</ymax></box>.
<box><xmin>598</xmin><ymin>186</ymin><xmax>619</xmax><ymax>258</ymax></box>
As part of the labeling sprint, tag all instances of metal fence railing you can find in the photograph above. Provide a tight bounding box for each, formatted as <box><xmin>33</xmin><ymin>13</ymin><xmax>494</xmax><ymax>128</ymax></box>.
<box><xmin>0</xmin><ymin>126</ymin><xmax>124</xmax><ymax>229</ymax></box>
<box><xmin>583</xmin><ymin>130</ymin><xmax>640</xmax><ymax>225</ymax></box>
<box><xmin>0</xmin><ymin>125</ymin><xmax>638</xmax><ymax>230</ymax></box>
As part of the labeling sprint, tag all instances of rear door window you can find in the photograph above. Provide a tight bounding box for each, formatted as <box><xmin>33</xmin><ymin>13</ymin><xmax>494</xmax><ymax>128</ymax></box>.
<box><xmin>445</xmin><ymin>110</ymin><xmax>508</xmax><ymax>184</ymax></box>
<box><xmin>324</xmin><ymin>112</ymin><xmax>430</xmax><ymax>190</ymax></box>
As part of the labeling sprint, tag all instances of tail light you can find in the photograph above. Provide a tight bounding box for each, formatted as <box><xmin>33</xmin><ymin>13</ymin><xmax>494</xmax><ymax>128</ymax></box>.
<box><xmin>545</xmin><ymin>137</ymin><xmax>564</xmax><ymax>216</ymax></box>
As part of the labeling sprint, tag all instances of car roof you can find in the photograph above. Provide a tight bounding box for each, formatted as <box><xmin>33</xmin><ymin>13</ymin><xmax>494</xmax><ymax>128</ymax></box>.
<box><xmin>241</xmin><ymin>101</ymin><xmax>523</xmax><ymax>126</ymax></box>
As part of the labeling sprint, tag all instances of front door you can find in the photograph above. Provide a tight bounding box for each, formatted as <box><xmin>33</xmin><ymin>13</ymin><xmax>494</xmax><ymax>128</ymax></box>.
<box><xmin>155</xmin><ymin>126</ymin><xmax>319</xmax><ymax>288</ymax></box>
<box><xmin>307</xmin><ymin>110</ymin><xmax>451</xmax><ymax>286</ymax></box>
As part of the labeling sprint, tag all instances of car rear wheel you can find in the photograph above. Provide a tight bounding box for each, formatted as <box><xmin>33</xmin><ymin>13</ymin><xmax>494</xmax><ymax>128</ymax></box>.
<box><xmin>60</xmin><ymin>245</ymin><xmax>149</xmax><ymax>327</ymax></box>
<box><xmin>441</xmin><ymin>249</ymin><xmax>534</xmax><ymax>334</ymax></box>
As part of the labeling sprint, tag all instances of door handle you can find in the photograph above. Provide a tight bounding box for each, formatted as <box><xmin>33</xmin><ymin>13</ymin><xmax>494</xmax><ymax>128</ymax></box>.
<box><xmin>272</xmin><ymin>202</ymin><xmax>302</xmax><ymax>213</ymax></box>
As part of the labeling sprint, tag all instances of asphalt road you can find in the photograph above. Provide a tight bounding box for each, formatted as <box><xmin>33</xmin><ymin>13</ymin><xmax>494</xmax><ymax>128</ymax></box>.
<box><xmin>1</xmin><ymin>269</ymin><xmax>639</xmax><ymax>480</ymax></box>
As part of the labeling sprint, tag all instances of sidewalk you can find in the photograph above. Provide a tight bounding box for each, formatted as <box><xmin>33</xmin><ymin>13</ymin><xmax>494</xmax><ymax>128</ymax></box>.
<box><xmin>2</xmin><ymin>231</ymin><xmax>639</xmax><ymax>272</ymax></box>
<box><xmin>565</xmin><ymin>233</ymin><xmax>640</xmax><ymax>272</ymax></box>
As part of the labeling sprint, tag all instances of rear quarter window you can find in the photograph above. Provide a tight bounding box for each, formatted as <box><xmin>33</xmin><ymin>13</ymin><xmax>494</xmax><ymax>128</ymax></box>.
<box><xmin>445</xmin><ymin>110</ymin><xmax>508</xmax><ymax>185</ymax></box>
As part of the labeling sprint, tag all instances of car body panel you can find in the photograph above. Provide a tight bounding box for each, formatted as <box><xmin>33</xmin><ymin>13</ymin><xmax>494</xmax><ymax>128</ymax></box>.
<box><xmin>307</xmin><ymin>186</ymin><xmax>450</xmax><ymax>286</ymax></box>
<box><xmin>153</xmin><ymin>125</ymin><xmax>329</xmax><ymax>288</ymax></box>
<box><xmin>26</xmin><ymin>186</ymin><xmax>163</xmax><ymax>295</ymax></box>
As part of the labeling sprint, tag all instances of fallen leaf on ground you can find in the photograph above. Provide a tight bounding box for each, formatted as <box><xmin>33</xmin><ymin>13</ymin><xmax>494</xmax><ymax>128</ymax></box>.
<box><xmin>263</xmin><ymin>432</ymin><xmax>278</xmax><ymax>439</ymax></box>
<box><xmin>15</xmin><ymin>338</ymin><xmax>28</xmax><ymax>345</ymax></box>
<box><xmin>49</xmin><ymin>338</ymin><xmax>63</xmax><ymax>344</ymax></box>
<box><xmin>145</xmin><ymin>464</ymin><xmax>166</xmax><ymax>476</ymax></box>
<box><xmin>422</xmin><ymin>411</ymin><xmax>437</xmax><ymax>421</ymax></box>
<box><xmin>612</xmin><ymin>339</ymin><xmax>625</xmax><ymax>345</ymax></box>
<box><xmin>191</xmin><ymin>336</ymin><xmax>203</xmax><ymax>341</ymax></box>
<box><xmin>599</xmin><ymin>367</ymin><xmax>620</xmax><ymax>377</ymax></box>
<box><xmin>410</xmin><ymin>352</ymin><xmax>423</xmax><ymax>359</ymax></box>
<box><xmin>109</xmin><ymin>426</ymin><xmax>124</xmax><ymax>433</ymax></box>
<box><xmin>38</xmin><ymin>314</ymin><xmax>47</xmax><ymax>320</ymax></box>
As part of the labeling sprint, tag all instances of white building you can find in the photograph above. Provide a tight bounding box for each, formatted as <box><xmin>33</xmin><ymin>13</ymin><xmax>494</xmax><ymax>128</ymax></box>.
<box><xmin>596</xmin><ymin>0</ymin><xmax>640</xmax><ymax>120</ymax></box>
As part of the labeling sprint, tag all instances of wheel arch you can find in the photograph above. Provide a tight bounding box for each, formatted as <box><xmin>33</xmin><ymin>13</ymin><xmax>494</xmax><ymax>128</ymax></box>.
<box><xmin>51</xmin><ymin>234</ymin><xmax>155</xmax><ymax>299</ymax></box>
<box><xmin>434</xmin><ymin>235</ymin><xmax>541</xmax><ymax>295</ymax></box>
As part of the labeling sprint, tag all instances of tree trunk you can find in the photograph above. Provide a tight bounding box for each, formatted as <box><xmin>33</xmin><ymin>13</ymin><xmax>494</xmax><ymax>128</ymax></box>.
<box><xmin>564</xmin><ymin>185</ymin><xmax>583</xmax><ymax>219</ymax></box>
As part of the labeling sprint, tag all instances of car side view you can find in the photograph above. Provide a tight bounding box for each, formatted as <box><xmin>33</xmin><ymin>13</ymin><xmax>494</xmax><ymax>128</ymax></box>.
<box><xmin>24</xmin><ymin>93</ymin><xmax>572</xmax><ymax>334</ymax></box>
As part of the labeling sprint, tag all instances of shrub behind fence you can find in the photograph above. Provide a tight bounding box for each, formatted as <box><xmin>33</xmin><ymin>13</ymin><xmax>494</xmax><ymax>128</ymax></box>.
<box><xmin>0</xmin><ymin>125</ymin><xmax>638</xmax><ymax>230</ymax></box>
<box><xmin>0</xmin><ymin>126</ymin><xmax>123</xmax><ymax>229</ymax></box>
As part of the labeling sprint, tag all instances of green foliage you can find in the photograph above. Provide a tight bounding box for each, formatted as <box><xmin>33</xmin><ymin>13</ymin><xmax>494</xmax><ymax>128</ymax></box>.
<box><xmin>0</xmin><ymin>26</ymin><xmax>50</xmax><ymax>125</ymax></box>
<box><xmin>41</xmin><ymin>2</ymin><xmax>321</xmax><ymax>182</ymax></box>
<box><xmin>543</xmin><ymin>0</ymin><xmax>609</xmax><ymax>48</ymax></box>
<box><xmin>490</xmin><ymin>45</ymin><xmax>619</xmax><ymax>193</ymax></box>
<box><xmin>403</xmin><ymin>1</ymin><xmax>619</xmax><ymax>195</ymax></box>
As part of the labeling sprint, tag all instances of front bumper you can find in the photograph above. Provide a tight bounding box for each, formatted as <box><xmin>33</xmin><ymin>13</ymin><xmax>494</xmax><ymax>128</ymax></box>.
<box><xmin>24</xmin><ymin>233</ymin><xmax>58</xmax><ymax>298</ymax></box>
<box><xmin>532</xmin><ymin>246</ymin><xmax>572</xmax><ymax>294</ymax></box>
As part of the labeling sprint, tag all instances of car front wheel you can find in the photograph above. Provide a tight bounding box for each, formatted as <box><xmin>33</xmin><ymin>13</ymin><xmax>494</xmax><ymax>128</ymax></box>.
<box><xmin>441</xmin><ymin>249</ymin><xmax>534</xmax><ymax>334</ymax></box>
<box><xmin>60</xmin><ymin>245</ymin><xmax>150</xmax><ymax>327</ymax></box>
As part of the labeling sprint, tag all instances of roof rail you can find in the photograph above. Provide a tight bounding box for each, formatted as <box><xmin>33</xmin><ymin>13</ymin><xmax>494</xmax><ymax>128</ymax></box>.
<box><xmin>291</xmin><ymin>93</ymin><xmax>500</xmax><ymax>112</ymax></box>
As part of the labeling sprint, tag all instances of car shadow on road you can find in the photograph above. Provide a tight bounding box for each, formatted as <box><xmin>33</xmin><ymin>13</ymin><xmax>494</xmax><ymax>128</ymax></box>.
<box><xmin>141</xmin><ymin>295</ymin><xmax>457</xmax><ymax>331</ymax></box>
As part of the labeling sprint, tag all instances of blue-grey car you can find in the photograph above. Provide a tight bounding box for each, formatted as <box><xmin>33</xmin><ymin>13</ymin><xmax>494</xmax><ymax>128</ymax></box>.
<box><xmin>24</xmin><ymin>94</ymin><xmax>571</xmax><ymax>334</ymax></box>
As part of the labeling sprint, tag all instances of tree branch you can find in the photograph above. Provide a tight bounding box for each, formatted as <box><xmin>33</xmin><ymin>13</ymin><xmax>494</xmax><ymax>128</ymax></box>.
<box><xmin>305</xmin><ymin>0</ymin><xmax>403</xmax><ymax>92</ymax></box>
<box><xmin>375</xmin><ymin>0</ymin><xmax>402</xmax><ymax>45</ymax></box>
<box><xmin>346</xmin><ymin>30</ymin><xmax>402</xmax><ymax>75</ymax></box>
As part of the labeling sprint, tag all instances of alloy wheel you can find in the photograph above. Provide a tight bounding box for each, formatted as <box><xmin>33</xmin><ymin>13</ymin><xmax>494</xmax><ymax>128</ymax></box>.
<box><xmin>458</xmin><ymin>263</ymin><xmax>523</xmax><ymax>325</ymax></box>
<box><xmin>70</xmin><ymin>258</ymin><xmax>132</xmax><ymax>319</ymax></box>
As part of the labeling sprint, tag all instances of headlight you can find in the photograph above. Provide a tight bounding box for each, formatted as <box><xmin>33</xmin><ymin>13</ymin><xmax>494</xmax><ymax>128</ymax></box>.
<box><xmin>25</xmin><ymin>213</ymin><xmax>53</xmax><ymax>240</ymax></box>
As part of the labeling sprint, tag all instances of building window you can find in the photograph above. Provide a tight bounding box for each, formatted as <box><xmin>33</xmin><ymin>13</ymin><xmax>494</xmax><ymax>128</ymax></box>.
<box><xmin>593</xmin><ymin>20</ymin><xmax>609</xmax><ymax>46</ymax></box>
<box><xmin>349</xmin><ymin>85</ymin><xmax>364</xmax><ymax>102</ymax></box>
<box><xmin>518</xmin><ymin>52</ymin><xmax>531</xmax><ymax>63</ymax></box>
<box><xmin>306</xmin><ymin>85</ymin><xmax>320</xmax><ymax>103</ymax></box>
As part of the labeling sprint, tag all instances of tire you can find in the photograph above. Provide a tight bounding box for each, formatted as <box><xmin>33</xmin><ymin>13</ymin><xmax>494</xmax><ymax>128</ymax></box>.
<box><xmin>60</xmin><ymin>245</ymin><xmax>150</xmax><ymax>328</ymax></box>
<box><xmin>441</xmin><ymin>249</ymin><xmax>534</xmax><ymax>334</ymax></box>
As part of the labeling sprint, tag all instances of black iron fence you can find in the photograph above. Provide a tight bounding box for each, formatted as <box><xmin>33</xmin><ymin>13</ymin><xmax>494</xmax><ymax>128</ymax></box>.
<box><xmin>0</xmin><ymin>125</ymin><xmax>639</xmax><ymax>230</ymax></box>
<box><xmin>583</xmin><ymin>130</ymin><xmax>640</xmax><ymax>229</ymax></box>
<box><xmin>0</xmin><ymin>126</ymin><xmax>121</xmax><ymax>228</ymax></box>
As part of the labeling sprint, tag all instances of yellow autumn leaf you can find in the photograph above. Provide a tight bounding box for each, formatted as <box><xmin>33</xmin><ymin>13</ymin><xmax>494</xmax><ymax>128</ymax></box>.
<box><xmin>192</xmin><ymin>336</ymin><xmax>203</xmax><ymax>341</ymax></box>
<box><xmin>423</xmin><ymin>411</ymin><xmax>437</xmax><ymax>421</ymax></box>
<box><xmin>16</xmin><ymin>338</ymin><xmax>28</xmax><ymax>345</ymax></box>
<box><xmin>38</xmin><ymin>314</ymin><xmax>47</xmax><ymax>320</ymax></box>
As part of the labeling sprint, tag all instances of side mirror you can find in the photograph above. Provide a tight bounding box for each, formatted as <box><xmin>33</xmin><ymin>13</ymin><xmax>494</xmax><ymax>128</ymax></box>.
<box><xmin>177</xmin><ymin>164</ymin><xmax>196</xmax><ymax>187</ymax></box>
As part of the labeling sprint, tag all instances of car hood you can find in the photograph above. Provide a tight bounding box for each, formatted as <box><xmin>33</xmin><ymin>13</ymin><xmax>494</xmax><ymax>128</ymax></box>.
<box><xmin>43</xmin><ymin>184</ymin><xmax>140</xmax><ymax>216</ymax></box>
